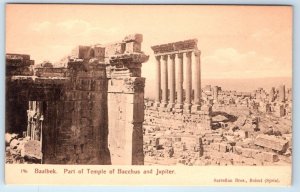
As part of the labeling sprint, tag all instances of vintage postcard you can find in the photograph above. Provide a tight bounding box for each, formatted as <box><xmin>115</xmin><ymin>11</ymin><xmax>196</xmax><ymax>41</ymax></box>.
<box><xmin>5</xmin><ymin>4</ymin><xmax>292</xmax><ymax>186</ymax></box>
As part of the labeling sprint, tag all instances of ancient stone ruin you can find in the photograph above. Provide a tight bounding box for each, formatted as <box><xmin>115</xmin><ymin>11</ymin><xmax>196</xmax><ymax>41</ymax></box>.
<box><xmin>151</xmin><ymin>39</ymin><xmax>202</xmax><ymax>112</ymax></box>
<box><xmin>6</xmin><ymin>34</ymin><xmax>149</xmax><ymax>165</ymax></box>
<box><xmin>143</xmin><ymin>40</ymin><xmax>291</xmax><ymax>166</ymax></box>
<box><xmin>144</xmin><ymin>40</ymin><xmax>212</xmax><ymax>136</ymax></box>
<box><xmin>6</xmin><ymin>35</ymin><xmax>292</xmax><ymax>166</ymax></box>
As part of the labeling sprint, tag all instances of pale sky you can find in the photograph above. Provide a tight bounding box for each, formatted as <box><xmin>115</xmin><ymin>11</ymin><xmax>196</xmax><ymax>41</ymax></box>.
<box><xmin>6</xmin><ymin>4</ymin><xmax>292</xmax><ymax>81</ymax></box>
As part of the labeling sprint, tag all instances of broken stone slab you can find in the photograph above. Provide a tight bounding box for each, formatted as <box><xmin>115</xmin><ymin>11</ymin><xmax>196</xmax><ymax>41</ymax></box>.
<box><xmin>233</xmin><ymin>146</ymin><xmax>260</xmax><ymax>160</ymax></box>
<box><xmin>9</xmin><ymin>139</ymin><xmax>20</xmax><ymax>149</ymax></box>
<box><xmin>21</xmin><ymin>140</ymin><xmax>42</xmax><ymax>160</ymax></box>
<box><xmin>254</xmin><ymin>152</ymin><xmax>279</xmax><ymax>162</ymax></box>
<box><xmin>105</xmin><ymin>42</ymin><xmax>125</xmax><ymax>56</ymax></box>
<box><xmin>5</xmin><ymin>133</ymin><xmax>18</xmax><ymax>145</ymax></box>
<box><xmin>235</xmin><ymin>115</ymin><xmax>247</xmax><ymax>127</ymax></box>
<box><xmin>109</xmin><ymin>52</ymin><xmax>149</xmax><ymax>64</ymax></box>
<box><xmin>254</xmin><ymin>134</ymin><xmax>289</xmax><ymax>152</ymax></box>
<box><xmin>240</xmin><ymin>147</ymin><xmax>259</xmax><ymax>158</ymax></box>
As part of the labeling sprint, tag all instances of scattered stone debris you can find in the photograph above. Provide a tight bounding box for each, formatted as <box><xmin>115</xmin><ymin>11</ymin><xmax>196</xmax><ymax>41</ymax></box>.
<box><xmin>6</xmin><ymin>133</ymin><xmax>41</xmax><ymax>164</ymax></box>
<box><xmin>254</xmin><ymin>134</ymin><xmax>289</xmax><ymax>153</ymax></box>
<box><xmin>144</xmin><ymin>82</ymin><xmax>291</xmax><ymax>166</ymax></box>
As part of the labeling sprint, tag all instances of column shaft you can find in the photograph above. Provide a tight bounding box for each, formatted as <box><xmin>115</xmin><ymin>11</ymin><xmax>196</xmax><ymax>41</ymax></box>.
<box><xmin>168</xmin><ymin>54</ymin><xmax>176</xmax><ymax>107</ymax></box>
<box><xmin>193</xmin><ymin>50</ymin><xmax>201</xmax><ymax>105</ymax></box>
<box><xmin>185</xmin><ymin>52</ymin><xmax>192</xmax><ymax>110</ymax></box>
<box><xmin>176</xmin><ymin>53</ymin><xmax>184</xmax><ymax>107</ymax></box>
<box><xmin>161</xmin><ymin>55</ymin><xmax>168</xmax><ymax>107</ymax></box>
<box><xmin>154</xmin><ymin>56</ymin><xmax>161</xmax><ymax>105</ymax></box>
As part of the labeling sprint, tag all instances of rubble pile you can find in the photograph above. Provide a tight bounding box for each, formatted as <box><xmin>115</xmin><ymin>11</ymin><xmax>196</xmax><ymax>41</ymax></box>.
<box><xmin>5</xmin><ymin>133</ymin><xmax>42</xmax><ymax>164</ymax></box>
<box><xmin>143</xmin><ymin>85</ymin><xmax>292</xmax><ymax>166</ymax></box>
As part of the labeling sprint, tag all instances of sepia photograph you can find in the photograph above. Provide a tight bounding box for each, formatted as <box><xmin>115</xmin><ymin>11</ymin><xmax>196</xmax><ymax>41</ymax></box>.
<box><xmin>4</xmin><ymin>4</ymin><xmax>292</xmax><ymax>185</ymax></box>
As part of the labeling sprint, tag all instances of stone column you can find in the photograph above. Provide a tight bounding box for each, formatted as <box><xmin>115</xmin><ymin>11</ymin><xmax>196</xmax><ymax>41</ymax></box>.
<box><xmin>192</xmin><ymin>50</ymin><xmax>201</xmax><ymax>112</ymax></box>
<box><xmin>108</xmin><ymin>77</ymin><xmax>145</xmax><ymax>165</ymax></box>
<box><xmin>106</xmin><ymin>34</ymin><xmax>148</xmax><ymax>165</ymax></box>
<box><xmin>269</xmin><ymin>87</ymin><xmax>275</xmax><ymax>102</ymax></box>
<box><xmin>161</xmin><ymin>55</ymin><xmax>168</xmax><ymax>107</ymax></box>
<box><xmin>167</xmin><ymin>54</ymin><xmax>176</xmax><ymax>110</ymax></box>
<box><xmin>213</xmin><ymin>86</ymin><xmax>219</xmax><ymax>102</ymax></box>
<box><xmin>154</xmin><ymin>55</ymin><xmax>161</xmax><ymax>107</ymax></box>
<box><xmin>184</xmin><ymin>52</ymin><xmax>192</xmax><ymax>112</ymax></box>
<box><xmin>278</xmin><ymin>85</ymin><xmax>286</xmax><ymax>102</ymax></box>
<box><xmin>175</xmin><ymin>53</ymin><xmax>184</xmax><ymax>110</ymax></box>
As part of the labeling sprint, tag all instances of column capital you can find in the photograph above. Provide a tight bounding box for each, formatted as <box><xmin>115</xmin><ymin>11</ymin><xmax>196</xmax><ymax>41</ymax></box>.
<box><xmin>169</xmin><ymin>54</ymin><xmax>176</xmax><ymax>60</ymax></box>
<box><xmin>185</xmin><ymin>51</ymin><xmax>192</xmax><ymax>57</ymax></box>
<box><xmin>155</xmin><ymin>55</ymin><xmax>161</xmax><ymax>60</ymax></box>
<box><xmin>162</xmin><ymin>55</ymin><xmax>168</xmax><ymax>61</ymax></box>
<box><xmin>194</xmin><ymin>50</ymin><xmax>201</xmax><ymax>56</ymax></box>
<box><xmin>177</xmin><ymin>53</ymin><xmax>183</xmax><ymax>59</ymax></box>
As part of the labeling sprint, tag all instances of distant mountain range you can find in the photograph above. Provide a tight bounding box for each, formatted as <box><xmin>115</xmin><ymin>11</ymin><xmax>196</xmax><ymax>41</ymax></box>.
<box><xmin>144</xmin><ymin>77</ymin><xmax>292</xmax><ymax>99</ymax></box>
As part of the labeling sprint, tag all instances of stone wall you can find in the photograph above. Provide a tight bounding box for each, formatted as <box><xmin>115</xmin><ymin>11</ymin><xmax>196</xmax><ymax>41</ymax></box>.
<box><xmin>144</xmin><ymin>104</ymin><xmax>212</xmax><ymax>133</ymax></box>
<box><xmin>6</xmin><ymin>60</ymin><xmax>110</xmax><ymax>164</ymax></box>
<box><xmin>6</xmin><ymin>33</ymin><xmax>149</xmax><ymax>165</ymax></box>
<box><xmin>6</xmin><ymin>54</ymin><xmax>34</xmax><ymax>134</ymax></box>
<box><xmin>42</xmin><ymin>62</ymin><xmax>110</xmax><ymax>164</ymax></box>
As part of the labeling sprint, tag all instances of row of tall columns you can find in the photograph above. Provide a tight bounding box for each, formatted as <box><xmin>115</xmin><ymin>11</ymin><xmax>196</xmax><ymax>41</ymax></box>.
<box><xmin>154</xmin><ymin>50</ymin><xmax>201</xmax><ymax>112</ymax></box>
